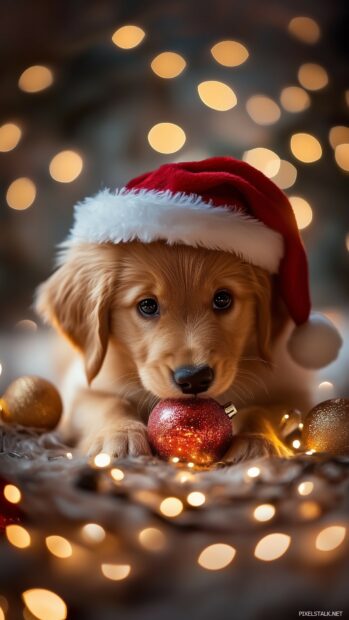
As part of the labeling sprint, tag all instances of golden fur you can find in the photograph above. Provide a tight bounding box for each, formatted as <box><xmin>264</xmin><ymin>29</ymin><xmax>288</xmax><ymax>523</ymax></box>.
<box><xmin>36</xmin><ymin>241</ymin><xmax>306</xmax><ymax>461</ymax></box>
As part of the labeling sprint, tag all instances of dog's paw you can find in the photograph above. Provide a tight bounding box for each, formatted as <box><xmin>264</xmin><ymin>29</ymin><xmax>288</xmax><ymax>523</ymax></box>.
<box><xmin>222</xmin><ymin>433</ymin><xmax>278</xmax><ymax>465</ymax></box>
<box><xmin>80</xmin><ymin>420</ymin><xmax>151</xmax><ymax>458</ymax></box>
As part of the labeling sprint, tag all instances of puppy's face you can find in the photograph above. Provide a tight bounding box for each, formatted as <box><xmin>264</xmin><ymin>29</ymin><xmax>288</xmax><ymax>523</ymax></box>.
<box><xmin>36</xmin><ymin>241</ymin><xmax>274</xmax><ymax>400</ymax></box>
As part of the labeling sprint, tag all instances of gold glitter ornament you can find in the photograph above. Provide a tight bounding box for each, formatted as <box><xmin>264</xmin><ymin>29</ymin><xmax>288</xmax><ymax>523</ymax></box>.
<box><xmin>0</xmin><ymin>375</ymin><xmax>62</xmax><ymax>430</ymax></box>
<box><xmin>302</xmin><ymin>398</ymin><xmax>349</xmax><ymax>455</ymax></box>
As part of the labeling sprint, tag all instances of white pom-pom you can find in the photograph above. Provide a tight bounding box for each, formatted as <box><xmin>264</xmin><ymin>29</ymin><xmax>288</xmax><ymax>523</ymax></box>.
<box><xmin>287</xmin><ymin>313</ymin><xmax>342</xmax><ymax>369</ymax></box>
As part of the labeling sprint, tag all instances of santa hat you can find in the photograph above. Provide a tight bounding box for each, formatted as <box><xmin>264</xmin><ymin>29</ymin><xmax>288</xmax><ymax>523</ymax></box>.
<box><xmin>64</xmin><ymin>156</ymin><xmax>342</xmax><ymax>369</ymax></box>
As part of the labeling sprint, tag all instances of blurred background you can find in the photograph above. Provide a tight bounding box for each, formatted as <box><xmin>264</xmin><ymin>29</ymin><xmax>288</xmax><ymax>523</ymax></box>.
<box><xmin>0</xmin><ymin>0</ymin><xmax>348</xmax><ymax>394</ymax></box>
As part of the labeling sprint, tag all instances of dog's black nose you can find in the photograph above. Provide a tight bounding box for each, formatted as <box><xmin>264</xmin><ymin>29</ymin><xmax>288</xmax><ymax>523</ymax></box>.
<box><xmin>173</xmin><ymin>365</ymin><xmax>214</xmax><ymax>395</ymax></box>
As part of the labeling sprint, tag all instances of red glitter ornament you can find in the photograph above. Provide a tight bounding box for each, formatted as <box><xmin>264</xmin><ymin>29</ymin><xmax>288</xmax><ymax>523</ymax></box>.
<box><xmin>147</xmin><ymin>398</ymin><xmax>235</xmax><ymax>465</ymax></box>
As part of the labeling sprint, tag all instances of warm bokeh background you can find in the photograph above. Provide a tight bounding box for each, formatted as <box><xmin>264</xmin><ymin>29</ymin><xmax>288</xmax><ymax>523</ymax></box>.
<box><xmin>0</xmin><ymin>0</ymin><xmax>348</xmax><ymax>393</ymax></box>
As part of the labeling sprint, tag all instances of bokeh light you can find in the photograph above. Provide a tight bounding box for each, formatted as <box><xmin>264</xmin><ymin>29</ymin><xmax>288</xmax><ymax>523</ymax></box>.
<box><xmin>5</xmin><ymin>524</ymin><xmax>31</xmax><ymax>548</ymax></box>
<box><xmin>148</xmin><ymin>122</ymin><xmax>186</xmax><ymax>154</ymax></box>
<box><xmin>6</xmin><ymin>177</ymin><xmax>36</xmax><ymax>210</ymax></box>
<box><xmin>315</xmin><ymin>526</ymin><xmax>346</xmax><ymax>552</ymax></box>
<box><xmin>151</xmin><ymin>52</ymin><xmax>186</xmax><ymax>78</ymax></box>
<box><xmin>298</xmin><ymin>501</ymin><xmax>321</xmax><ymax>520</ymax></box>
<box><xmin>328</xmin><ymin>126</ymin><xmax>349</xmax><ymax>149</ymax></box>
<box><xmin>45</xmin><ymin>536</ymin><xmax>73</xmax><ymax>559</ymax></box>
<box><xmin>254</xmin><ymin>533</ymin><xmax>291</xmax><ymax>561</ymax></box>
<box><xmin>289</xmin><ymin>196</ymin><xmax>313</xmax><ymax>229</ymax></box>
<box><xmin>335</xmin><ymin>144</ymin><xmax>349</xmax><ymax>172</ymax></box>
<box><xmin>81</xmin><ymin>523</ymin><xmax>106</xmax><ymax>543</ymax></box>
<box><xmin>210</xmin><ymin>40</ymin><xmax>249</xmax><ymax>67</ymax></box>
<box><xmin>288</xmin><ymin>17</ymin><xmax>321</xmax><ymax>44</ymax></box>
<box><xmin>93</xmin><ymin>453</ymin><xmax>111</xmax><ymax>468</ymax></box>
<box><xmin>243</xmin><ymin>147</ymin><xmax>280</xmax><ymax>177</ymax></box>
<box><xmin>187</xmin><ymin>491</ymin><xmax>206</xmax><ymax>507</ymax></box>
<box><xmin>270</xmin><ymin>159</ymin><xmax>297</xmax><ymax>189</ymax></box>
<box><xmin>290</xmin><ymin>132</ymin><xmax>322</xmax><ymax>163</ymax></box>
<box><xmin>197</xmin><ymin>80</ymin><xmax>237</xmax><ymax>111</ymax></box>
<box><xmin>22</xmin><ymin>589</ymin><xmax>67</xmax><ymax>620</ymax></box>
<box><xmin>112</xmin><ymin>25</ymin><xmax>145</xmax><ymax>49</ymax></box>
<box><xmin>18</xmin><ymin>65</ymin><xmax>53</xmax><ymax>93</ymax></box>
<box><xmin>110</xmin><ymin>467</ymin><xmax>124</xmax><ymax>481</ymax></box>
<box><xmin>253</xmin><ymin>504</ymin><xmax>275</xmax><ymax>522</ymax></box>
<box><xmin>298</xmin><ymin>63</ymin><xmax>328</xmax><ymax>91</ymax></box>
<box><xmin>0</xmin><ymin>123</ymin><xmax>22</xmax><ymax>152</ymax></box>
<box><xmin>297</xmin><ymin>481</ymin><xmax>314</xmax><ymax>496</ymax></box>
<box><xmin>138</xmin><ymin>527</ymin><xmax>166</xmax><ymax>551</ymax></box>
<box><xmin>159</xmin><ymin>496</ymin><xmax>183</xmax><ymax>517</ymax></box>
<box><xmin>246</xmin><ymin>95</ymin><xmax>281</xmax><ymax>125</ymax></box>
<box><xmin>198</xmin><ymin>543</ymin><xmax>236</xmax><ymax>570</ymax></box>
<box><xmin>246</xmin><ymin>466</ymin><xmax>261</xmax><ymax>478</ymax></box>
<box><xmin>49</xmin><ymin>150</ymin><xmax>83</xmax><ymax>183</ymax></box>
<box><xmin>280</xmin><ymin>86</ymin><xmax>310</xmax><ymax>113</ymax></box>
<box><xmin>101</xmin><ymin>563</ymin><xmax>131</xmax><ymax>580</ymax></box>
<box><xmin>3</xmin><ymin>484</ymin><xmax>21</xmax><ymax>504</ymax></box>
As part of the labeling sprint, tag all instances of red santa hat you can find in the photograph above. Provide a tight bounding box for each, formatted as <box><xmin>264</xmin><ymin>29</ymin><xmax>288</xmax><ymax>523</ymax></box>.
<box><xmin>65</xmin><ymin>156</ymin><xmax>342</xmax><ymax>369</ymax></box>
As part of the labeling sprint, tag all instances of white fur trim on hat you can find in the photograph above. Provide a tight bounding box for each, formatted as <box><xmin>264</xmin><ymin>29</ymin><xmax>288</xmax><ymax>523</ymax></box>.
<box><xmin>63</xmin><ymin>188</ymin><xmax>284</xmax><ymax>274</ymax></box>
<box><xmin>287</xmin><ymin>313</ymin><xmax>343</xmax><ymax>369</ymax></box>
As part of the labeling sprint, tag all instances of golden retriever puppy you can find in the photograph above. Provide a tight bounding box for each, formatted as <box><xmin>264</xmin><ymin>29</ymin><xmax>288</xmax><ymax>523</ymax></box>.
<box><xmin>36</xmin><ymin>240</ymin><xmax>310</xmax><ymax>462</ymax></box>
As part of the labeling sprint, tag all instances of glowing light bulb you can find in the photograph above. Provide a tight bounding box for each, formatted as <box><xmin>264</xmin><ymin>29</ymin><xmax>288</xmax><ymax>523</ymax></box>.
<box><xmin>253</xmin><ymin>504</ymin><xmax>275</xmax><ymax>522</ymax></box>
<box><xmin>187</xmin><ymin>491</ymin><xmax>206</xmax><ymax>507</ymax></box>
<box><xmin>159</xmin><ymin>497</ymin><xmax>183</xmax><ymax>517</ymax></box>
<box><xmin>288</xmin><ymin>17</ymin><xmax>321</xmax><ymax>44</ymax></box>
<box><xmin>3</xmin><ymin>484</ymin><xmax>21</xmax><ymax>504</ymax></box>
<box><xmin>0</xmin><ymin>123</ymin><xmax>22</xmax><ymax>152</ymax></box>
<box><xmin>290</xmin><ymin>132</ymin><xmax>322</xmax><ymax>163</ymax></box>
<box><xmin>289</xmin><ymin>196</ymin><xmax>313</xmax><ymax>230</ymax></box>
<box><xmin>335</xmin><ymin>144</ymin><xmax>349</xmax><ymax>172</ymax></box>
<box><xmin>246</xmin><ymin>95</ymin><xmax>281</xmax><ymax>125</ymax></box>
<box><xmin>297</xmin><ymin>481</ymin><xmax>314</xmax><ymax>496</ymax></box>
<box><xmin>6</xmin><ymin>525</ymin><xmax>31</xmax><ymax>548</ymax></box>
<box><xmin>246</xmin><ymin>466</ymin><xmax>260</xmax><ymax>478</ymax></box>
<box><xmin>45</xmin><ymin>536</ymin><xmax>72</xmax><ymax>559</ymax></box>
<box><xmin>315</xmin><ymin>526</ymin><xmax>346</xmax><ymax>551</ymax></box>
<box><xmin>197</xmin><ymin>80</ymin><xmax>237</xmax><ymax>111</ymax></box>
<box><xmin>112</xmin><ymin>25</ymin><xmax>145</xmax><ymax>49</ymax></box>
<box><xmin>81</xmin><ymin>523</ymin><xmax>106</xmax><ymax>543</ymax></box>
<box><xmin>18</xmin><ymin>65</ymin><xmax>53</xmax><ymax>93</ymax></box>
<box><xmin>254</xmin><ymin>533</ymin><xmax>291</xmax><ymax>561</ymax></box>
<box><xmin>148</xmin><ymin>122</ymin><xmax>186</xmax><ymax>154</ymax></box>
<box><xmin>6</xmin><ymin>177</ymin><xmax>36</xmax><ymax>210</ymax></box>
<box><xmin>280</xmin><ymin>86</ymin><xmax>310</xmax><ymax>113</ymax></box>
<box><xmin>151</xmin><ymin>52</ymin><xmax>186</xmax><ymax>78</ymax></box>
<box><xmin>49</xmin><ymin>150</ymin><xmax>83</xmax><ymax>183</ymax></box>
<box><xmin>210</xmin><ymin>40</ymin><xmax>249</xmax><ymax>67</ymax></box>
<box><xmin>242</xmin><ymin>147</ymin><xmax>280</xmax><ymax>177</ymax></box>
<box><xmin>138</xmin><ymin>527</ymin><xmax>166</xmax><ymax>551</ymax></box>
<box><xmin>111</xmin><ymin>467</ymin><xmax>124</xmax><ymax>481</ymax></box>
<box><xmin>298</xmin><ymin>63</ymin><xmax>328</xmax><ymax>91</ymax></box>
<box><xmin>198</xmin><ymin>543</ymin><xmax>236</xmax><ymax>570</ymax></box>
<box><xmin>22</xmin><ymin>589</ymin><xmax>67</xmax><ymax>620</ymax></box>
<box><xmin>101</xmin><ymin>563</ymin><xmax>131</xmax><ymax>580</ymax></box>
<box><xmin>93</xmin><ymin>453</ymin><xmax>111</xmax><ymax>468</ymax></box>
<box><xmin>292</xmin><ymin>439</ymin><xmax>301</xmax><ymax>450</ymax></box>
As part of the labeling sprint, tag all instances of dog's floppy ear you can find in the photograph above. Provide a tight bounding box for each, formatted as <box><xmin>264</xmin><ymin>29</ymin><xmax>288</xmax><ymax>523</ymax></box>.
<box><xmin>251</xmin><ymin>267</ymin><xmax>273</xmax><ymax>363</ymax></box>
<box><xmin>252</xmin><ymin>268</ymin><xmax>290</xmax><ymax>363</ymax></box>
<box><xmin>35</xmin><ymin>244</ymin><xmax>117</xmax><ymax>384</ymax></box>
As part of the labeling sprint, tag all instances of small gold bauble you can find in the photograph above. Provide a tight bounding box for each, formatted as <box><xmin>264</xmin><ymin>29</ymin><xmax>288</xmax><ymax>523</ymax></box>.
<box><xmin>0</xmin><ymin>375</ymin><xmax>62</xmax><ymax>431</ymax></box>
<box><xmin>302</xmin><ymin>398</ymin><xmax>349</xmax><ymax>455</ymax></box>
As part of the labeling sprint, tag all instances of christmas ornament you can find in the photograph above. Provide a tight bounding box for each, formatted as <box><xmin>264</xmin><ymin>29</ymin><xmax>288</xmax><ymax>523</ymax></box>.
<box><xmin>302</xmin><ymin>398</ymin><xmax>349</xmax><ymax>455</ymax></box>
<box><xmin>0</xmin><ymin>376</ymin><xmax>62</xmax><ymax>430</ymax></box>
<box><xmin>61</xmin><ymin>156</ymin><xmax>341</xmax><ymax>369</ymax></box>
<box><xmin>147</xmin><ymin>398</ymin><xmax>236</xmax><ymax>465</ymax></box>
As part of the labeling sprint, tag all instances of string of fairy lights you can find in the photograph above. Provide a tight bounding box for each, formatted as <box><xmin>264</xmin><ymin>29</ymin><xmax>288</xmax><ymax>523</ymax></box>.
<box><xmin>1</xmin><ymin>449</ymin><xmax>348</xmax><ymax>620</ymax></box>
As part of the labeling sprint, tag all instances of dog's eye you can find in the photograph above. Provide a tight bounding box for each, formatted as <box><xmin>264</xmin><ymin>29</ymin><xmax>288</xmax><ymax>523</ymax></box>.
<box><xmin>137</xmin><ymin>298</ymin><xmax>160</xmax><ymax>317</ymax></box>
<box><xmin>213</xmin><ymin>290</ymin><xmax>233</xmax><ymax>311</ymax></box>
